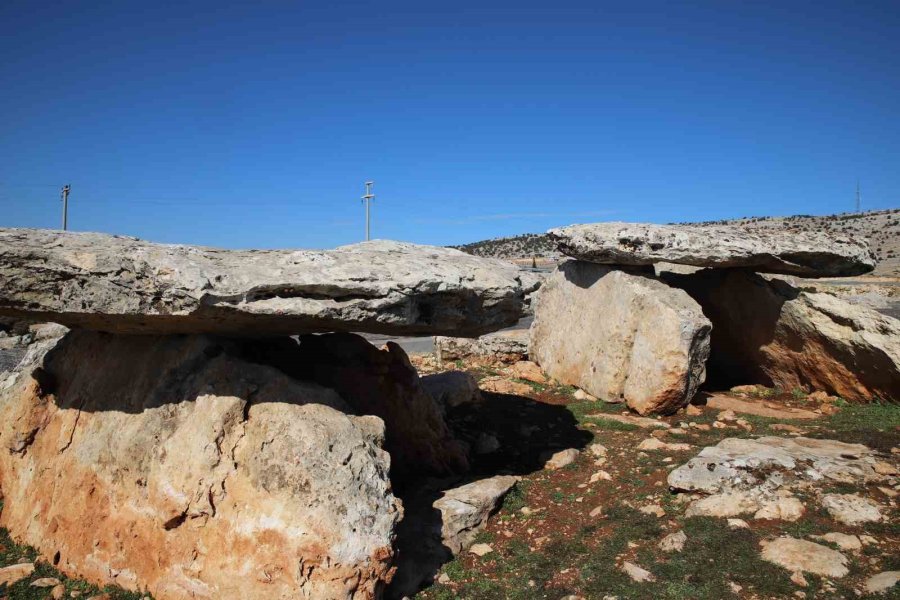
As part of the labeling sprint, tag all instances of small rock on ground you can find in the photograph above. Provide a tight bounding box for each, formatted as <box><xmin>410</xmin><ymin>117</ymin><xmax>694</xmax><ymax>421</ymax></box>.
<box><xmin>821</xmin><ymin>493</ymin><xmax>882</xmax><ymax>525</ymax></box>
<box><xmin>759</xmin><ymin>537</ymin><xmax>849</xmax><ymax>578</ymax></box>
<box><xmin>864</xmin><ymin>571</ymin><xmax>900</xmax><ymax>595</ymax></box>
<box><xmin>469</xmin><ymin>543</ymin><xmax>494</xmax><ymax>557</ymax></box>
<box><xmin>544</xmin><ymin>448</ymin><xmax>580</xmax><ymax>470</ymax></box>
<box><xmin>659</xmin><ymin>530</ymin><xmax>687</xmax><ymax>553</ymax></box>
<box><xmin>621</xmin><ymin>561</ymin><xmax>656</xmax><ymax>582</ymax></box>
<box><xmin>0</xmin><ymin>562</ymin><xmax>35</xmax><ymax>586</ymax></box>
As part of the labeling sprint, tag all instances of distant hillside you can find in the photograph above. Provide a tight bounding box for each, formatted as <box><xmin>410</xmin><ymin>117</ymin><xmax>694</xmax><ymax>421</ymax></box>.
<box><xmin>452</xmin><ymin>233</ymin><xmax>560</xmax><ymax>261</ymax></box>
<box><xmin>452</xmin><ymin>208</ymin><xmax>900</xmax><ymax>276</ymax></box>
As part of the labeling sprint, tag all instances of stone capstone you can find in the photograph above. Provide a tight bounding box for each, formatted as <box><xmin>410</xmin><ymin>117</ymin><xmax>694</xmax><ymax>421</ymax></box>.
<box><xmin>549</xmin><ymin>221</ymin><xmax>875</xmax><ymax>277</ymax></box>
<box><xmin>0</xmin><ymin>330</ymin><xmax>401</xmax><ymax>600</ymax></box>
<box><xmin>530</xmin><ymin>261</ymin><xmax>711</xmax><ymax>415</ymax></box>
<box><xmin>0</xmin><ymin>228</ymin><xmax>525</xmax><ymax>337</ymax></box>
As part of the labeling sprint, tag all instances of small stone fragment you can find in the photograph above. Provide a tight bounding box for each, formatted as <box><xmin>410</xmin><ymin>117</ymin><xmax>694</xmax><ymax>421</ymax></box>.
<box><xmin>821</xmin><ymin>493</ymin><xmax>882</xmax><ymax>525</ymax></box>
<box><xmin>31</xmin><ymin>577</ymin><xmax>61</xmax><ymax>587</ymax></box>
<box><xmin>811</xmin><ymin>533</ymin><xmax>861</xmax><ymax>552</ymax></box>
<box><xmin>544</xmin><ymin>448</ymin><xmax>579</xmax><ymax>470</ymax></box>
<box><xmin>864</xmin><ymin>571</ymin><xmax>900</xmax><ymax>595</ymax></box>
<box><xmin>639</xmin><ymin>504</ymin><xmax>665</xmax><ymax>518</ymax></box>
<box><xmin>573</xmin><ymin>389</ymin><xmax>597</xmax><ymax>401</ymax></box>
<box><xmin>509</xmin><ymin>360</ymin><xmax>547</xmax><ymax>384</ymax></box>
<box><xmin>621</xmin><ymin>561</ymin><xmax>656</xmax><ymax>582</ymax></box>
<box><xmin>469</xmin><ymin>543</ymin><xmax>494</xmax><ymax>557</ymax></box>
<box><xmin>659</xmin><ymin>530</ymin><xmax>687</xmax><ymax>553</ymax></box>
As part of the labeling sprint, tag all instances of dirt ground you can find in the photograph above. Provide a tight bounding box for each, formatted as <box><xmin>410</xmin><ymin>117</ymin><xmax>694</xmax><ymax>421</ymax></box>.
<box><xmin>410</xmin><ymin>356</ymin><xmax>900</xmax><ymax>600</ymax></box>
<box><xmin>0</xmin><ymin>357</ymin><xmax>897</xmax><ymax>600</ymax></box>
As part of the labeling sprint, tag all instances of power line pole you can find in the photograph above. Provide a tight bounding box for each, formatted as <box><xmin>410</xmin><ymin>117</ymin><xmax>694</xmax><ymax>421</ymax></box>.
<box><xmin>361</xmin><ymin>181</ymin><xmax>375</xmax><ymax>241</ymax></box>
<box><xmin>60</xmin><ymin>184</ymin><xmax>71</xmax><ymax>230</ymax></box>
<box><xmin>855</xmin><ymin>179</ymin><xmax>861</xmax><ymax>213</ymax></box>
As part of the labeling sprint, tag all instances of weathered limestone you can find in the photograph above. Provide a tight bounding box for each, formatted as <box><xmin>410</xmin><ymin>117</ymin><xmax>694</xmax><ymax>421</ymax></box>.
<box><xmin>530</xmin><ymin>261</ymin><xmax>711</xmax><ymax>415</ymax></box>
<box><xmin>669</xmin><ymin>437</ymin><xmax>893</xmax><ymax>524</ymax></box>
<box><xmin>421</xmin><ymin>371</ymin><xmax>482</xmax><ymax>411</ymax></box>
<box><xmin>390</xmin><ymin>476</ymin><xmax>518</xmax><ymax>597</ymax></box>
<box><xmin>549</xmin><ymin>221</ymin><xmax>875</xmax><ymax>277</ymax></box>
<box><xmin>760</xmin><ymin>538</ymin><xmax>849</xmax><ymax>578</ymax></box>
<box><xmin>0</xmin><ymin>331</ymin><xmax>401</xmax><ymax>600</ymax></box>
<box><xmin>434</xmin><ymin>329</ymin><xmax>529</xmax><ymax>364</ymax></box>
<box><xmin>669</xmin><ymin>437</ymin><xmax>888</xmax><ymax>495</ymax></box>
<box><xmin>663</xmin><ymin>269</ymin><xmax>900</xmax><ymax>403</ymax></box>
<box><xmin>0</xmin><ymin>228</ymin><xmax>524</xmax><ymax>337</ymax></box>
<box><xmin>291</xmin><ymin>333</ymin><xmax>470</xmax><ymax>481</ymax></box>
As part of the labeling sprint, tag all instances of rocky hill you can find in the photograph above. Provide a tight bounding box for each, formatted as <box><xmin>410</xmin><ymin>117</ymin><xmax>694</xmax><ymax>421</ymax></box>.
<box><xmin>453</xmin><ymin>208</ymin><xmax>900</xmax><ymax>276</ymax></box>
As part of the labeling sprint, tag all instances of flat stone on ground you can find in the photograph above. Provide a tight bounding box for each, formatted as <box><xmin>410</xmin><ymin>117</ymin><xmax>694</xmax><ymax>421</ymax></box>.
<box><xmin>759</xmin><ymin>537</ymin><xmax>849</xmax><ymax>577</ymax></box>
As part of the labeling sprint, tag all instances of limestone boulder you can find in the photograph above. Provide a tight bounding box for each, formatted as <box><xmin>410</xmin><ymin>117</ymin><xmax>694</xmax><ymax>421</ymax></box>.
<box><xmin>291</xmin><ymin>333</ymin><xmax>470</xmax><ymax>481</ymax></box>
<box><xmin>421</xmin><ymin>371</ymin><xmax>482</xmax><ymax>411</ymax></box>
<box><xmin>0</xmin><ymin>330</ymin><xmax>401</xmax><ymax>600</ymax></box>
<box><xmin>0</xmin><ymin>228</ymin><xmax>524</xmax><ymax>337</ymax></box>
<box><xmin>663</xmin><ymin>269</ymin><xmax>900</xmax><ymax>402</ymax></box>
<box><xmin>530</xmin><ymin>261</ymin><xmax>711</xmax><ymax>415</ymax></box>
<box><xmin>549</xmin><ymin>221</ymin><xmax>875</xmax><ymax>277</ymax></box>
<box><xmin>434</xmin><ymin>328</ymin><xmax>529</xmax><ymax>364</ymax></box>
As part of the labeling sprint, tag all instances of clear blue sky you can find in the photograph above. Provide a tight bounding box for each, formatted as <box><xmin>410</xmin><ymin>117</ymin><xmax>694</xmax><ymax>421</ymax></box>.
<box><xmin>1</xmin><ymin>1</ymin><xmax>897</xmax><ymax>249</ymax></box>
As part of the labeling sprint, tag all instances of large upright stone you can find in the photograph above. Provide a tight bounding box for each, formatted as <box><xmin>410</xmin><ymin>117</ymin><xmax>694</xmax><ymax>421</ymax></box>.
<box><xmin>530</xmin><ymin>261</ymin><xmax>711</xmax><ymax>415</ymax></box>
<box><xmin>549</xmin><ymin>222</ymin><xmax>875</xmax><ymax>277</ymax></box>
<box><xmin>0</xmin><ymin>228</ymin><xmax>524</xmax><ymax>336</ymax></box>
<box><xmin>663</xmin><ymin>269</ymin><xmax>900</xmax><ymax>403</ymax></box>
<box><xmin>0</xmin><ymin>330</ymin><xmax>400</xmax><ymax>600</ymax></box>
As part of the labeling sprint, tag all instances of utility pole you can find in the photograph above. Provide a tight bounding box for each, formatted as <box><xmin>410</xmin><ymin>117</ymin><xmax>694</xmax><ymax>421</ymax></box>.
<box><xmin>60</xmin><ymin>184</ymin><xmax>71</xmax><ymax>230</ymax></box>
<box><xmin>361</xmin><ymin>181</ymin><xmax>375</xmax><ymax>241</ymax></box>
<box><xmin>855</xmin><ymin>179</ymin><xmax>861</xmax><ymax>213</ymax></box>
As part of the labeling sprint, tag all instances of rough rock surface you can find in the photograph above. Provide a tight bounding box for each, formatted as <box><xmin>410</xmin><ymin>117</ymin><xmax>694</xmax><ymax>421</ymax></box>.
<box><xmin>0</xmin><ymin>330</ymin><xmax>401</xmax><ymax>600</ymax></box>
<box><xmin>290</xmin><ymin>333</ymin><xmax>470</xmax><ymax>481</ymax></box>
<box><xmin>433</xmin><ymin>476</ymin><xmax>520</xmax><ymax>554</ymax></box>
<box><xmin>669</xmin><ymin>437</ymin><xmax>887</xmax><ymax>494</ymax></box>
<box><xmin>0</xmin><ymin>228</ymin><xmax>524</xmax><ymax>336</ymax></box>
<box><xmin>549</xmin><ymin>221</ymin><xmax>875</xmax><ymax>277</ymax></box>
<box><xmin>421</xmin><ymin>371</ymin><xmax>482</xmax><ymax>411</ymax></box>
<box><xmin>663</xmin><ymin>269</ymin><xmax>900</xmax><ymax>403</ymax></box>
<box><xmin>759</xmin><ymin>537</ymin><xmax>849</xmax><ymax>577</ymax></box>
<box><xmin>390</xmin><ymin>476</ymin><xmax>518</xmax><ymax>597</ymax></box>
<box><xmin>530</xmin><ymin>261</ymin><xmax>711</xmax><ymax>415</ymax></box>
<box><xmin>669</xmin><ymin>437</ymin><xmax>893</xmax><ymax>523</ymax></box>
<box><xmin>434</xmin><ymin>328</ymin><xmax>529</xmax><ymax>364</ymax></box>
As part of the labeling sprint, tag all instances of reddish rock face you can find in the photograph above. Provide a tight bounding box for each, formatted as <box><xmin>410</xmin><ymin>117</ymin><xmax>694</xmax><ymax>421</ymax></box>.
<box><xmin>0</xmin><ymin>331</ymin><xmax>401</xmax><ymax>600</ymax></box>
<box><xmin>662</xmin><ymin>269</ymin><xmax>900</xmax><ymax>403</ymax></box>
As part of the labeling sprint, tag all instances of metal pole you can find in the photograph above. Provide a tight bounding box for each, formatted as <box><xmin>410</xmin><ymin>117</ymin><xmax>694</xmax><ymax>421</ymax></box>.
<box><xmin>61</xmin><ymin>184</ymin><xmax>71</xmax><ymax>230</ymax></box>
<box><xmin>361</xmin><ymin>181</ymin><xmax>375</xmax><ymax>241</ymax></box>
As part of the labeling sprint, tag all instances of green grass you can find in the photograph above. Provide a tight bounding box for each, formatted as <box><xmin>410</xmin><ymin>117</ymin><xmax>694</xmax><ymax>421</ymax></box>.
<box><xmin>811</xmin><ymin>401</ymin><xmax>900</xmax><ymax>452</ymax></box>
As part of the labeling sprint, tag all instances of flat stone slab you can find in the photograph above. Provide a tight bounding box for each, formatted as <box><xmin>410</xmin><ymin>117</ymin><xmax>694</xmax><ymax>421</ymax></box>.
<box><xmin>548</xmin><ymin>222</ymin><xmax>875</xmax><ymax>277</ymax></box>
<box><xmin>704</xmin><ymin>393</ymin><xmax>820</xmax><ymax>420</ymax></box>
<box><xmin>0</xmin><ymin>228</ymin><xmax>525</xmax><ymax>336</ymax></box>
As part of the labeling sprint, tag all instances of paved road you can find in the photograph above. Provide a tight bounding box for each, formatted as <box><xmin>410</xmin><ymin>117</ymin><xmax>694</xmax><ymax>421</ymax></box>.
<box><xmin>361</xmin><ymin>316</ymin><xmax>534</xmax><ymax>355</ymax></box>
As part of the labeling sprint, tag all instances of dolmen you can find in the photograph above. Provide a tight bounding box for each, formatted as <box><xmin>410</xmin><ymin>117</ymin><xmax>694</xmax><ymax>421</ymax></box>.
<box><xmin>0</xmin><ymin>228</ymin><xmax>526</xmax><ymax>600</ymax></box>
<box><xmin>531</xmin><ymin>221</ymin><xmax>899</xmax><ymax>414</ymax></box>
